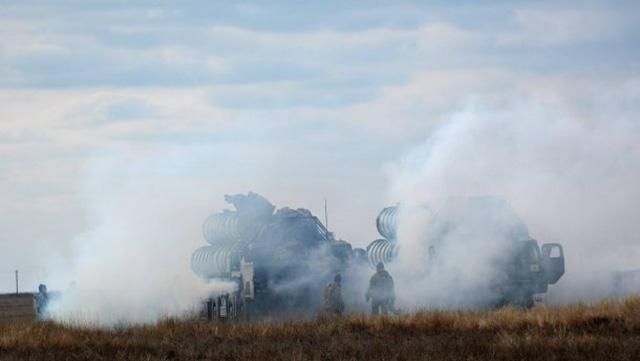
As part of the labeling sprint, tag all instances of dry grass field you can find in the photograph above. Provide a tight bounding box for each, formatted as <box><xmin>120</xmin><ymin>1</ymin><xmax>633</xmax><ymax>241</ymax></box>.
<box><xmin>0</xmin><ymin>294</ymin><xmax>35</xmax><ymax>325</ymax></box>
<box><xmin>0</xmin><ymin>297</ymin><xmax>638</xmax><ymax>360</ymax></box>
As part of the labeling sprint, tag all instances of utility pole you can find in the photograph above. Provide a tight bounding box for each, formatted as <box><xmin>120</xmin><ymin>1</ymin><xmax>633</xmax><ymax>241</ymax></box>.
<box><xmin>15</xmin><ymin>270</ymin><xmax>19</xmax><ymax>295</ymax></box>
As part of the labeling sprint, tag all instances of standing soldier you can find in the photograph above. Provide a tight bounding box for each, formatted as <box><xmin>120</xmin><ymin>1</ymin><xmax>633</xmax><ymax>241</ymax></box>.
<box><xmin>324</xmin><ymin>274</ymin><xmax>345</xmax><ymax>316</ymax></box>
<box><xmin>33</xmin><ymin>284</ymin><xmax>49</xmax><ymax>321</ymax></box>
<box><xmin>366</xmin><ymin>262</ymin><xmax>395</xmax><ymax>315</ymax></box>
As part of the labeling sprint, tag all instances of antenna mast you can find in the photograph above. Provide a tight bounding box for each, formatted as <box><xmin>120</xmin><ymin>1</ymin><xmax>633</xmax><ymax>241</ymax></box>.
<box><xmin>324</xmin><ymin>198</ymin><xmax>329</xmax><ymax>231</ymax></box>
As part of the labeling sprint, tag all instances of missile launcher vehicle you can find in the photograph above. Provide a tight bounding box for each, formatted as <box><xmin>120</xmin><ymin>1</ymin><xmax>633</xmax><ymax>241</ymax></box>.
<box><xmin>366</xmin><ymin>196</ymin><xmax>565</xmax><ymax>308</ymax></box>
<box><xmin>191</xmin><ymin>193</ymin><xmax>565</xmax><ymax>318</ymax></box>
<box><xmin>191</xmin><ymin>192</ymin><xmax>362</xmax><ymax>319</ymax></box>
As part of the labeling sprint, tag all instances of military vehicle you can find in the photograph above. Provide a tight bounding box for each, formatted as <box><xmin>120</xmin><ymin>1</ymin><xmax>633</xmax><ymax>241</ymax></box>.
<box><xmin>190</xmin><ymin>192</ymin><xmax>360</xmax><ymax>319</ymax></box>
<box><xmin>191</xmin><ymin>193</ymin><xmax>565</xmax><ymax>318</ymax></box>
<box><xmin>366</xmin><ymin>196</ymin><xmax>565</xmax><ymax>308</ymax></box>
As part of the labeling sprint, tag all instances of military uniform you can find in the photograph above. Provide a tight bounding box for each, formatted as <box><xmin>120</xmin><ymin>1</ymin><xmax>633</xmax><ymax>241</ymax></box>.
<box><xmin>33</xmin><ymin>284</ymin><xmax>49</xmax><ymax>321</ymax></box>
<box><xmin>324</xmin><ymin>275</ymin><xmax>345</xmax><ymax>316</ymax></box>
<box><xmin>366</xmin><ymin>264</ymin><xmax>394</xmax><ymax>315</ymax></box>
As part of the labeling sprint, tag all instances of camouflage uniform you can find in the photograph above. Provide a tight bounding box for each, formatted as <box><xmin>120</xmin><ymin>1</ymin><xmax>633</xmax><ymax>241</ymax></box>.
<box><xmin>366</xmin><ymin>263</ymin><xmax>394</xmax><ymax>315</ymax></box>
<box><xmin>324</xmin><ymin>275</ymin><xmax>345</xmax><ymax>316</ymax></box>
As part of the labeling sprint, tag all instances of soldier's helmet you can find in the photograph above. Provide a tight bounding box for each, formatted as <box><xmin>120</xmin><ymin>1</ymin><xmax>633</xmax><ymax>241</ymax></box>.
<box><xmin>376</xmin><ymin>262</ymin><xmax>385</xmax><ymax>271</ymax></box>
<box><xmin>334</xmin><ymin>274</ymin><xmax>342</xmax><ymax>283</ymax></box>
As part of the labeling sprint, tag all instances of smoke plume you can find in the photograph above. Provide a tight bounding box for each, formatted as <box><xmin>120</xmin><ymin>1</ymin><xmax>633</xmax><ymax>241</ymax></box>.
<box><xmin>386</xmin><ymin>97</ymin><xmax>640</xmax><ymax>308</ymax></box>
<box><xmin>44</xmin><ymin>149</ymin><xmax>236</xmax><ymax>326</ymax></box>
<box><xmin>40</xmin><ymin>92</ymin><xmax>640</xmax><ymax>324</ymax></box>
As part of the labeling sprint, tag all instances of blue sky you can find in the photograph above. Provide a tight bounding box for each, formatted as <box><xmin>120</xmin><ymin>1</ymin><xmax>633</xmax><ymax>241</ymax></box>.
<box><xmin>1</xmin><ymin>1</ymin><xmax>639</xmax><ymax>292</ymax></box>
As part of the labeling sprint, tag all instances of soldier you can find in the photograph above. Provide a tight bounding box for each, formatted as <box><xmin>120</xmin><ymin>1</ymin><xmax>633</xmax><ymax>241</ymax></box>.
<box><xmin>324</xmin><ymin>274</ymin><xmax>345</xmax><ymax>316</ymax></box>
<box><xmin>33</xmin><ymin>284</ymin><xmax>49</xmax><ymax>321</ymax></box>
<box><xmin>366</xmin><ymin>262</ymin><xmax>395</xmax><ymax>315</ymax></box>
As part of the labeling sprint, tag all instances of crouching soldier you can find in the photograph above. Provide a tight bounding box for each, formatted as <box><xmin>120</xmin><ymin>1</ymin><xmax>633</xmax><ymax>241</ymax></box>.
<box><xmin>324</xmin><ymin>274</ymin><xmax>345</xmax><ymax>316</ymax></box>
<box><xmin>33</xmin><ymin>284</ymin><xmax>49</xmax><ymax>321</ymax></box>
<box><xmin>366</xmin><ymin>262</ymin><xmax>395</xmax><ymax>315</ymax></box>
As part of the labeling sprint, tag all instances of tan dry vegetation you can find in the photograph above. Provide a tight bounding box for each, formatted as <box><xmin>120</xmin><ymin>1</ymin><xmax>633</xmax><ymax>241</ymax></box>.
<box><xmin>0</xmin><ymin>297</ymin><xmax>639</xmax><ymax>360</ymax></box>
<box><xmin>0</xmin><ymin>294</ymin><xmax>35</xmax><ymax>325</ymax></box>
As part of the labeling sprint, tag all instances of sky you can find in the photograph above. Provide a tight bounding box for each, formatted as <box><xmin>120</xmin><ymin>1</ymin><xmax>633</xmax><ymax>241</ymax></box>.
<box><xmin>1</xmin><ymin>1</ymin><xmax>639</xmax><ymax>294</ymax></box>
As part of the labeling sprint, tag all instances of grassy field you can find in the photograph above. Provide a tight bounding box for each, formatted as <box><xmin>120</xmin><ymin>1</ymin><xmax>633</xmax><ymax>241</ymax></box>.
<box><xmin>0</xmin><ymin>294</ymin><xmax>35</xmax><ymax>325</ymax></box>
<box><xmin>0</xmin><ymin>297</ymin><xmax>638</xmax><ymax>360</ymax></box>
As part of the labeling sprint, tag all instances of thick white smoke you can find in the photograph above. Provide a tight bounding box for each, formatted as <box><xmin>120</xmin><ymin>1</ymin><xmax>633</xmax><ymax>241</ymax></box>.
<box><xmin>39</xmin><ymin>90</ymin><xmax>640</xmax><ymax>323</ymax></box>
<box><xmin>387</xmin><ymin>97</ymin><xmax>640</xmax><ymax>308</ymax></box>
<box><xmin>44</xmin><ymin>149</ymin><xmax>236</xmax><ymax>326</ymax></box>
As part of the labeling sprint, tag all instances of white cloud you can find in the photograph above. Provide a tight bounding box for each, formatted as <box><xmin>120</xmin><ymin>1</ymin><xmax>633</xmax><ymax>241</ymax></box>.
<box><xmin>416</xmin><ymin>22</ymin><xmax>482</xmax><ymax>50</ymax></box>
<box><xmin>499</xmin><ymin>7</ymin><xmax>621</xmax><ymax>46</ymax></box>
